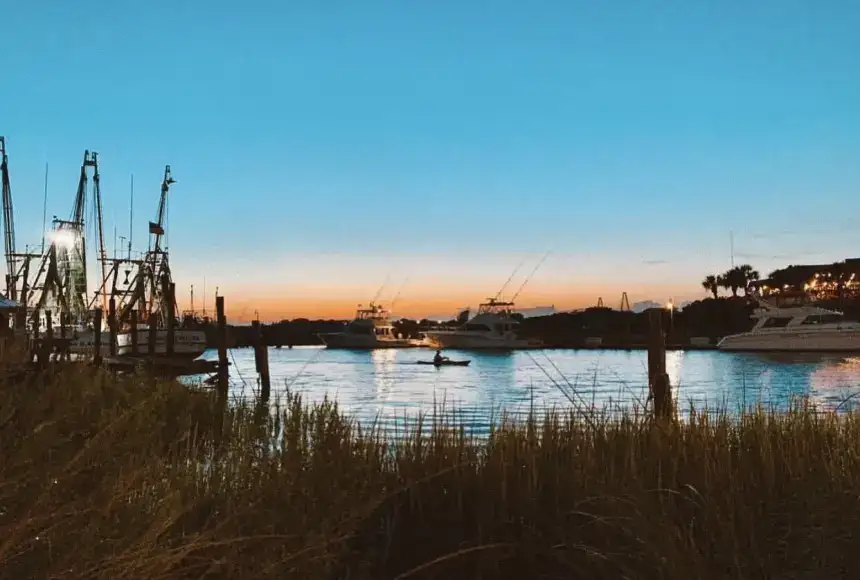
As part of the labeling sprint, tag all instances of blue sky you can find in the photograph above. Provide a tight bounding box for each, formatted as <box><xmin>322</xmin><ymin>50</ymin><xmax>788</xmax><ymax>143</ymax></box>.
<box><xmin>3</xmin><ymin>1</ymin><xmax>860</xmax><ymax>319</ymax></box>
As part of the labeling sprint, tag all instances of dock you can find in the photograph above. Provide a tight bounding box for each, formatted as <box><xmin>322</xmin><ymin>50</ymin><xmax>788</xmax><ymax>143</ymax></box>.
<box><xmin>101</xmin><ymin>356</ymin><xmax>222</xmax><ymax>377</ymax></box>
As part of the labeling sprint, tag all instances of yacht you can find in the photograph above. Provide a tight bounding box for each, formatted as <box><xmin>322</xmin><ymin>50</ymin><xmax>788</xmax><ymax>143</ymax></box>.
<box><xmin>718</xmin><ymin>298</ymin><xmax>860</xmax><ymax>352</ymax></box>
<box><xmin>421</xmin><ymin>298</ymin><xmax>543</xmax><ymax>350</ymax></box>
<box><xmin>318</xmin><ymin>302</ymin><xmax>419</xmax><ymax>349</ymax></box>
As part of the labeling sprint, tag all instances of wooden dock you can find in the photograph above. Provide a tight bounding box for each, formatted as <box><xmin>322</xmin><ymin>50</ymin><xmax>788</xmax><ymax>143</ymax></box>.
<box><xmin>101</xmin><ymin>356</ymin><xmax>222</xmax><ymax>377</ymax></box>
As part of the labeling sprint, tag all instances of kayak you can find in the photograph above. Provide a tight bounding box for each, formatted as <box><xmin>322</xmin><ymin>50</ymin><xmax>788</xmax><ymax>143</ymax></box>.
<box><xmin>416</xmin><ymin>360</ymin><xmax>471</xmax><ymax>367</ymax></box>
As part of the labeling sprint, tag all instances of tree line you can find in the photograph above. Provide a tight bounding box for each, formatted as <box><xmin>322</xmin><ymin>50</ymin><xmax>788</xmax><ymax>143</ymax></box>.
<box><xmin>701</xmin><ymin>264</ymin><xmax>760</xmax><ymax>299</ymax></box>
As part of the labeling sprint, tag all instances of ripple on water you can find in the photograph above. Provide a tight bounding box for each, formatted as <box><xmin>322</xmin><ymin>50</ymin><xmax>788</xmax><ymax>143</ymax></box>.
<box><xmin>192</xmin><ymin>347</ymin><xmax>860</xmax><ymax>432</ymax></box>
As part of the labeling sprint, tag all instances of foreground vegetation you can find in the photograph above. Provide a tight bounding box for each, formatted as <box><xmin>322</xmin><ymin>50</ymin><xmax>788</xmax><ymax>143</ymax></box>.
<box><xmin>3</xmin><ymin>366</ymin><xmax>860</xmax><ymax>578</ymax></box>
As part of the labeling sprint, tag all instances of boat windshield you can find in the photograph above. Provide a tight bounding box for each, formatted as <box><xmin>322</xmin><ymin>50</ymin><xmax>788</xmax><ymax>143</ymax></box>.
<box><xmin>476</xmin><ymin>299</ymin><xmax>515</xmax><ymax>317</ymax></box>
<box><xmin>800</xmin><ymin>314</ymin><xmax>844</xmax><ymax>325</ymax></box>
<box><xmin>355</xmin><ymin>302</ymin><xmax>388</xmax><ymax>321</ymax></box>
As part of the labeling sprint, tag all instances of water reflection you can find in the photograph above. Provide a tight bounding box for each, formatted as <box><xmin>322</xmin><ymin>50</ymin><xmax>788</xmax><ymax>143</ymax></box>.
<box><xmin>197</xmin><ymin>346</ymin><xmax>860</xmax><ymax>430</ymax></box>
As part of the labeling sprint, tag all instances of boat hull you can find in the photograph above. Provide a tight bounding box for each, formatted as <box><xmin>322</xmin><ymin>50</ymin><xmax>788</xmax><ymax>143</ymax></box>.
<box><xmin>718</xmin><ymin>329</ymin><xmax>860</xmax><ymax>352</ymax></box>
<box><xmin>422</xmin><ymin>332</ymin><xmax>542</xmax><ymax>350</ymax></box>
<box><xmin>116</xmin><ymin>329</ymin><xmax>207</xmax><ymax>359</ymax></box>
<box><xmin>318</xmin><ymin>332</ymin><xmax>420</xmax><ymax>349</ymax></box>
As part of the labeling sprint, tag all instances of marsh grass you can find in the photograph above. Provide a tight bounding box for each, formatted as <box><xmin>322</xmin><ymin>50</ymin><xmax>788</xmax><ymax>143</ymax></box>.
<box><xmin>2</xmin><ymin>364</ymin><xmax>860</xmax><ymax>579</ymax></box>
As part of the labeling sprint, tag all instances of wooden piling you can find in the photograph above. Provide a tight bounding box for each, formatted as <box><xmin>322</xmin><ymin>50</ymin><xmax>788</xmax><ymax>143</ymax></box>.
<box><xmin>215</xmin><ymin>296</ymin><xmax>229</xmax><ymax>447</ymax></box>
<box><xmin>148</xmin><ymin>314</ymin><xmax>157</xmax><ymax>356</ymax></box>
<box><xmin>108</xmin><ymin>297</ymin><xmax>117</xmax><ymax>357</ymax></box>
<box><xmin>31</xmin><ymin>315</ymin><xmax>40</xmax><ymax>365</ymax></box>
<box><xmin>59</xmin><ymin>312</ymin><xmax>68</xmax><ymax>361</ymax></box>
<box><xmin>93</xmin><ymin>309</ymin><xmax>103</xmax><ymax>366</ymax></box>
<box><xmin>45</xmin><ymin>310</ymin><xmax>53</xmax><ymax>361</ymax></box>
<box><xmin>216</xmin><ymin>296</ymin><xmax>229</xmax><ymax>402</ymax></box>
<box><xmin>252</xmin><ymin>319</ymin><xmax>271</xmax><ymax>404</ymax></box>
<box><xmin>166</xmin><ymin>283</ymin><xmax>176</xmax><ymax>357</ymax></box>
<box><xmin>130</xmin><ymin>310</ymin><xmax>138</xmax><ymax>355</ymax></box>
<box><xmin>647</xmin><ymin>308</ymin><xmax>672</xmax><ymax>419</ymax></box>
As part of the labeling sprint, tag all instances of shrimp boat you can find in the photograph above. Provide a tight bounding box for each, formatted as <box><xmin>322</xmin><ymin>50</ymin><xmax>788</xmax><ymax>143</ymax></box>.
<box><xmin>112</xmin><ymin>166</ymin><xmax>207</xmax><ymax>359</ymax></box>
<box><xmin>318</xmin><ymin>302</ymin><xmax>420</xmax><ymax>349</ymax></box>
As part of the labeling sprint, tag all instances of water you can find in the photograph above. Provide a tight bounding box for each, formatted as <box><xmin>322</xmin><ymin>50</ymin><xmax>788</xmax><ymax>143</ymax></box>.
<box><xmin>196</xmin><ymin>347</ymin><xmax>860</xmax><ymax>430</ymax></box>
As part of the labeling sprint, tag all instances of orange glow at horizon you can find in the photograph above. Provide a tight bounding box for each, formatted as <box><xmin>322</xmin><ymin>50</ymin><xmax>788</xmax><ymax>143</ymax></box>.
<box><xmin>176</xmin><ymin>282</ymin><xmax>705</xmax><ymax>323</ymax></box>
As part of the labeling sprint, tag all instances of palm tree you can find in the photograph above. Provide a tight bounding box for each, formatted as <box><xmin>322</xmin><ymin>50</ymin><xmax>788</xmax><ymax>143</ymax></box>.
<box><xmin>737</xmin><ymin>264</ymin><xmax>760</xmax><ymax>296</ymax></box>
<box><xmin>701</xmin><ymin>275</ymin><xmax>719</xmax><ymax>299</ymax></box>
<box><xmin>722</xmin><ymin>267</ymin><xmax>747</xmax><ymax>297</ymax></box>
<box><xmin>717</xmin><ymin>273</ymin><xmax>730</xmax><ymax>296</ymax></box>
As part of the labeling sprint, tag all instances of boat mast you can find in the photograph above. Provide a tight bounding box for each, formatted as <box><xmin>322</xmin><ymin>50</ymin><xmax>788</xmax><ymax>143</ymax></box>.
<box><xmin>90</xmin><ymin>152</ymin><xmax>109</xmax><ymax>315</ymax></box>
<box><xmin>145</xmin><ymin>165</ymin><xmax>174</xmax><ymax>323</ymax></box>
<box><xmin>0</xmin><ymin>137</ymin><xmax>17</xmax><ymax>301</ymax></box>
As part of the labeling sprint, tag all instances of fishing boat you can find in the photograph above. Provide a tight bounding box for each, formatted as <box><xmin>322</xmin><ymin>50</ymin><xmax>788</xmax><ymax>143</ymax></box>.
<box><xmin>421</xmin><ymin>298</ymin><xmax>542</xmax><ymax>350</ymax></box>
<box><xmin>718</xmin><ymin>297</ymin><xmax>860</xmax><ymax>352</ymax></box>
<box><xmin>318</xmin><ymin>302</ymin><xmax>420</xmax><ymax>349</ymax></box>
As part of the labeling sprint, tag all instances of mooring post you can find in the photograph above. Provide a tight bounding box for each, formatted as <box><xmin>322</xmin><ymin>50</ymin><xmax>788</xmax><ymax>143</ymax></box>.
<box><xmin>252</xmin><ymin>319</ymin><xmax>271</xmax><ymax>404</ymax></box>
<box><xmin>166</xmin><ymin>283</ymin><xmax>176</xmax><ymax>357</ymax></box>
<box><xmin>130</xmin><ymin>310</ymin><xmax>138</xmax><ymax>355</ymax></box>
<box><xmin>93</xmin><ymin>308</ymin><xmax>103</xmax><ymax>366</ymax></box>
<box><xmin>45</xmin><ymin>309</ymin><xmax>53</xmax><ymax>358</ymax></box>
<box><xmin>31</xmin><ymin>314</ymin><xmax>41</xmax><ymax>365</ymax></box>
<box><xmin>59</xmin><ymin>312</ymin><xmax>67</xmax><ymax>362</ymax></box>
<box><xmin>148</xmin><ymin>314</ymin><xmax>157</xmax><ymax>356</ymax></box>
<box><xmin>216</xmin><ymin>296</ymin><xmax>229</xmax><ymax>401</ymax></box>
<box><xmin>108</xmin><ymin>297</ymin><xmax>117</xmax><ymax>357</ymax></box>
<box><xmin>648</xmin><ymin>308</ymin><xmax>671</xmax><ymax>419</ymax></box>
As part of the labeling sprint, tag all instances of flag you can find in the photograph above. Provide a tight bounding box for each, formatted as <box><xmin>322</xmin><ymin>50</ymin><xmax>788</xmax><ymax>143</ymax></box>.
<box><xmin>149</xmin><ymin>221</ymin><xmax>164</xmax><ymax>235</ymax></box>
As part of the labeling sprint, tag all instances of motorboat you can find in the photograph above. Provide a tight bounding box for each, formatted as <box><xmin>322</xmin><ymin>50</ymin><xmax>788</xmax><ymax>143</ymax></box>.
<box><xmin>318</xmin><ymin>302</ymin><xmax>420</xmax><ymax>349</ymax></box>
<box><xmin>718</xmin><ymin>297</ymin><xmax>860</xmax><ymax>352</ymax></box>
<box><xmin>421</xmin><ymin>298</ymin><xmax>543</xmax><ymax>350</ymax></box>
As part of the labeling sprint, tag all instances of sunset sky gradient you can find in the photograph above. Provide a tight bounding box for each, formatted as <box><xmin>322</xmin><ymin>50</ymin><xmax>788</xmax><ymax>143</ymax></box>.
<box><xmin>4</xmin><ymin>1</ymin><xmax>860</xmax><ymax>322</ymax></box>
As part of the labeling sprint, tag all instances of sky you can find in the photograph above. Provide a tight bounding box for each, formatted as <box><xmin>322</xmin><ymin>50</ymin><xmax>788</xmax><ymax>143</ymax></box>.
<box><xmin>3</xmin><ymin>1</ymin><xmax>860</xmax><ymax>321</ymax></box>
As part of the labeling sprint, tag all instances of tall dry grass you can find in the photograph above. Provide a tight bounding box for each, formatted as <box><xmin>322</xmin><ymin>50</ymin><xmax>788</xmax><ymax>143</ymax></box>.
<box><xmin>2</xmin><ymin>364</ymin><xmax>860</xmax><ymax>579</ymax></box>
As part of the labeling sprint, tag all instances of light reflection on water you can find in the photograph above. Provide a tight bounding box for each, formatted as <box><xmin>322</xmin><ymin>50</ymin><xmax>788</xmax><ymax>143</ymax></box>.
<box><xmin>194</xmin><ymin>347</ymin><xmax>860</xmax><ymax>431</ymax></box>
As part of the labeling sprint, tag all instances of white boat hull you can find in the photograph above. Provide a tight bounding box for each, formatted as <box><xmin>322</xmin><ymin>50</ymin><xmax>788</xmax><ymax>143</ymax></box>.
<box><xmin>116</xmin><ymin>329</ymin><xmax>207</xmax><ymax>358</ymax></box>
<box><xmin>318</xmin><ymin>332</ymin><xmax>419</xmax><ymax>349</ymax></box>
<box><xmin>718</xmin><ymin>329</ymin><xmax>860</xmax><ymax>352</ymax></box>
<box><xmin>422</xmin><ymin>331</ymin><xmax>541</xmax><ymax>350</ymax></box>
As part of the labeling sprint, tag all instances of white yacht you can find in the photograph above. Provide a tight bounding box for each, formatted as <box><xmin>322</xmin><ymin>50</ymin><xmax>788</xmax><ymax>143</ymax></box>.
<box><xmin>318</xmin><ymin>303</ymin><xmax>419</xmax><ymax>349</ymax></box>
<box><xmin>718</xmin><ymin>298</ymin><xmax>860</xmax><ymax>352</ymax></box>
<box><xmin>116</xmin><ymin>326</ymin><xmax>207</xmax><ymax>358</ymax></box>
<box><xmin>421</xmin><ymin>298</ymin><xmax>543</xmax><ymax>350</ymax></box>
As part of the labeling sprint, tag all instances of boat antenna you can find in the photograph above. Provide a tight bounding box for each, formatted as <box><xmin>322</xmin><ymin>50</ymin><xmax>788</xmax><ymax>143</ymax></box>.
<box><xmin>202</xmin><ymin>277</ymin><xmax>207</xmax><ymax>317</ymax></box>
<box><xmin>510</xmin><ymin>251</ymin><xmax>551</xmax><ymax>303</ymax></box>
<box><xmin>730</xmin><ymin>230</ymin><xmax>735</xmax><ymax>268</ymax></box>
<box><xmin>494</xmin><ymin>255</ymin><xmax>529</xmax><ymax>302</ymax></box>
<box><xmin>40</xmin><ymin>162</ymin><xmax>48</xmax><ymax>254</ymax></box>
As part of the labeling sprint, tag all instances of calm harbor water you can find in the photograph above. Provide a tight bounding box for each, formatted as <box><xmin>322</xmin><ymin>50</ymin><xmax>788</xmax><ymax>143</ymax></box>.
<box><xmin>197</xmin><ymin>347</ymin><xmax>860</xmax><ymax>430</ymax></box>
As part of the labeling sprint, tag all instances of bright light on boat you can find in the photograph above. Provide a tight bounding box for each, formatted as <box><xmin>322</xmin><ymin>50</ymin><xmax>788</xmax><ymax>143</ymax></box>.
<box><xmin>47</xmin><ymin>229</ymin><xmax>77</xmax><ymax>249</ymax></box>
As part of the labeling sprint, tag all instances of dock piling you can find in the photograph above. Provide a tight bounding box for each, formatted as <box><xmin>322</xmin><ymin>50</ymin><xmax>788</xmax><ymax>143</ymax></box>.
<box><xmin>147</xmin><ymin>314</ymin><xmax>157</xmax><ymax>356</ymax></box>
<box><xmin>59</xmin><ymin>312</ymin><xmax>68</xmax><ymax>361</ymax></box>
<box><xmin>108</xmin><ymin>298</ymin><xmax>117</xmax><ymax>357</ymax></box>
<box><xmin>166</xmin><ymin>283</ymin><xmax>176</xmax><ymax>356</ymax></box>
<box><xmin>93</xmin><ymin>309</ymin><xmax>103</xmax><ymax>366</ymax></box>
<box><xmin>647</xmin><ymin>308</ymin><xmax>672</xmax><ymax>420</ymax></box>
<box><xmin>130</xmin><ymin>310</ymin><xmax>138</xmax><ymax>355</ymax></box>
<box><xmin>252</xmin><ymin>319</ymin><xmax>271</xmax><ymax>404</ymax></box>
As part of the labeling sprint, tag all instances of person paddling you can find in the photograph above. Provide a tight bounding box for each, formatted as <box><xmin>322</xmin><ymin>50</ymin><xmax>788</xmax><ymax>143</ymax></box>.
<box><xmin>433</xmin><ymin>349</ymin><xmax>449</xmax><ymax>364</ymax></box>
